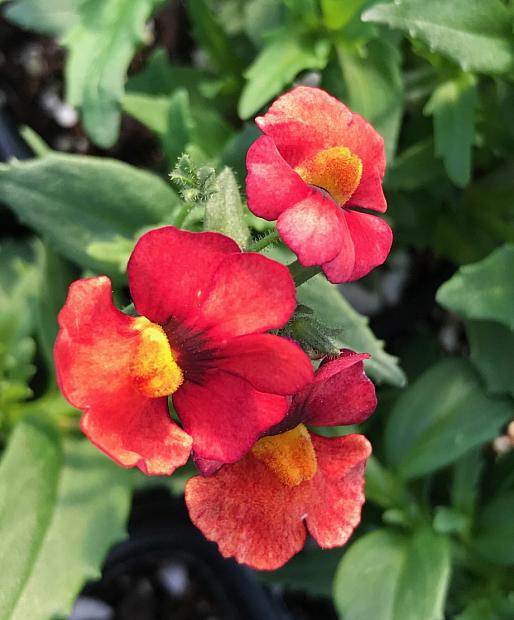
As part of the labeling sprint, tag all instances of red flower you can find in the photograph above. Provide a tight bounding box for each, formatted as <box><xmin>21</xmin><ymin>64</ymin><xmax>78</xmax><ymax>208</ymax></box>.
<box><xmin>185</xmin><ymin>350</ymin><xmax>376</xmax><ymax>569</ymax></box>
<box><xmin>55</xmin><ymin>226</ymin><xmax>313</xmax><ymax>474</ymax></box>
<box><xmin>246</xmin><ymin>86</ymin><xmax>393</xmax><ymax>283</ymax></box>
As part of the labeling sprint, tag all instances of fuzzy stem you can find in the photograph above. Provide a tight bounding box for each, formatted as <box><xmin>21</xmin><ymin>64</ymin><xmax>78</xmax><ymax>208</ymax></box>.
<box><xmin>174</xmin><ymin>202</ymin><xmax>195</xmax><ymax>228</ymax></box>
<box><xmin>247</xmin><ymin>229</ymin><xmax>280</xmax><ymax>252</ymax></box>
<box><xmin>288</xmin><ymin>260</ymin><xmax>321</xmax><ymax>287</ymax></box>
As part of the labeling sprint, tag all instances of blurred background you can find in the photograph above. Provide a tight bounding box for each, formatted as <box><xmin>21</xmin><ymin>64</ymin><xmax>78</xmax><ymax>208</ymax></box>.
<box><xmin>1</xmin><ymin>1</ymin><xmax>514</xmax><ymax>619</ymax></box>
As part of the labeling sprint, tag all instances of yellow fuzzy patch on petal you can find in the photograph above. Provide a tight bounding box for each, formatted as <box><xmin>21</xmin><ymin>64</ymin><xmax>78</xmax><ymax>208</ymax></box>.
<box><xmin>296</xmin><ymin>146</ymin><xmax>362</xmax><ymax>205</ymax></box>
<box><xmin>252</xmin><ymin>424</ymin><xmax>317</xmax><ymax>487</ymax></box>
<box><xmin>131</xmin><ymin>317</ymin><xmax>184</xmax><ymax>398</ymax></box>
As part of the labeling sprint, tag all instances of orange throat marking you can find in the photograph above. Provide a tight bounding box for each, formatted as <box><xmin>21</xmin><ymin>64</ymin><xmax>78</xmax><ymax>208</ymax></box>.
<box><xmin>295</xmin><ymin>146</ymin><xmax>362</xmax><ymax>205</ymax></box>
<box><xmin>252</xmin><ymin>424</ymin><xmax>317</xmax><ymax>487</ymax></box>
<box><xmin>130</xmin><ymin>317</ymin><xmax>184</xmax><ymax>398</ymax></box>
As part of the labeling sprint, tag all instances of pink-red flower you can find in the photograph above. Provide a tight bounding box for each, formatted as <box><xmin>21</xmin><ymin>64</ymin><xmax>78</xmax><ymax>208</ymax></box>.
<box><xmin>54</xmin><ymin>226</ymin><xmax>313</xmax><ymax>474</ymax></box>
<box><xmin>246</xmin><ymin>86</ymin><xmax>393</xmax><ymax>283</ymax></box>
<box><xmin>185</xmin><ymin>350</ymin><xmax>376</xmax><ymax>569</ymax></box>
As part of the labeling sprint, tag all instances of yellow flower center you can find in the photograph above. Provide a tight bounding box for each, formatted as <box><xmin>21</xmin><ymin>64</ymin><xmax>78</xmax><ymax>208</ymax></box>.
<box><xmin>130</xmin><ymin>317</ymin><xmax>184</xmax><ymax>398</ymax></box>
<box><xmin>252</xmin><ymin>424</ymin><xmax>317</xmax><ymax>487</ymax></box>
<box><xmin>295</xmin><ymin>146</ymin><xmax>362</xmax><ymax>205</ymax></box>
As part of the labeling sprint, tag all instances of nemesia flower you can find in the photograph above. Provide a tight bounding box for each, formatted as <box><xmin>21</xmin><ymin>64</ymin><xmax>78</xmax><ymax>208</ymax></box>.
<box><xmin>246</xmin><ymin>86</ymin><xmax>393</xmax><ymax>283</ymax></box>
<box><xmin>54</xmin><ymin>226</ymin><xmax>313</xmax><ymax>474</ymax></box>
<box><xmin>185</xmin><ymin>350</ymin><xmax>376</xmax><ymax>569</ymax></box>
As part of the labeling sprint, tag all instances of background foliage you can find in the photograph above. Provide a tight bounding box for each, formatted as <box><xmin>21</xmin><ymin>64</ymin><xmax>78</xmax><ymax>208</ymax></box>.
<box><xmin>0</xmin><ymin>0</ymin><xmax>514</xmax><ymax>618</ymax></box>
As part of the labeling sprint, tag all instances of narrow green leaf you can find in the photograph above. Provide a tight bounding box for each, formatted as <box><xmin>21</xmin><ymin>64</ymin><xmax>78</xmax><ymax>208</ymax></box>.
<box><xmin>425</xmin><ymin>74</ymin><xmax>477</xmax><ymax>187</ymax></box>
<box><xmin>437</xmin><ymin>244</ymin><xmax>514</xmax><ymax>330</ymax></box>
<box><xmin>63</xmin><ymin>0</ymin><xmax>161</xmax><ymax>147</ymax></box>
<box><xmin>474</xmin><ymin>492</ymin><xmax>514</xmax><ymax>566</ymax></box>
<box><xmin>334</xmin><ymin>528</ymin><xmax>451</xmax><ymax>620</ymax></box>
<box><xmin>0</xmin><ymin>417</ymin><xmax>63</xmax><ymax>618</ymax></box>
<box><xmin>362</xmin><ymin>0</ymin><xmax>514</xmax><ymax>75</ymax></box>
<box><xmin>297</xmin><ymin>275</ymin><xmax>406</xmax><ymax>387</ymax></box>
<box><xmin>239</xmin><ymin>32</ymin><xmax>330</xmax><ymax>119</ymax></box>
<box><xmin>385</xmin><ymin>358</ymin><xmax>511</xmax><ymax>479</ymax></box>
<box><xmin>3</xmin><ymin>0</ymin><xmax>86</xmax><ymax>37</ymax></box>
<box><xmin>0</xmin><ymin>154</ymin><xmax>180</xmax><ymax>279</ymax></box>
<box><xmin>321</xmin><ymin>0</ymin><xmax>367</xmax><ymax>30</ymax></box>
<box><xmin>204</xmin><ymin>167</ymin><xmax>250</xmax><ymax>249</ymax></box>
<box><xmin>451</xmin><ymin>447</ymin><xmax>483</xmax><ymax>517</ymax></box>
<box><xmin>0</xmin><ymin>424</ymin><xmax>132</xmax><ymax>620</ymax></box>
<box><xmin>335</xmin><ymin>38</ymin><xmax>404</xmax><ymax>161</ymax></box>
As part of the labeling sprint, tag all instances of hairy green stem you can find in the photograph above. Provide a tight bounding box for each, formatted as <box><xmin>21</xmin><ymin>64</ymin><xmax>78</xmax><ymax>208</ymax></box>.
<box><xmin>247</xmin><ymin>229</ymin><xmax>280</xmax><ymax>252</ymax></box>
<box><xmin>174</xmin><ymin>202</ymin><xmax>195</xmax><ymax>228</ymax></box>
<box><xmin>288</xmin><ymin>260</ymin><xmax>321</xmax><ymax>287</ymax></box>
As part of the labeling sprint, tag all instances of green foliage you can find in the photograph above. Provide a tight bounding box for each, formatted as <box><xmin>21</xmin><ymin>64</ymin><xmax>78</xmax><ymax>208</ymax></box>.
<box><xmin>3</xmin><ymin>0</ymin><xmax>86</xmax><ymax>36</ymax></box>
<box><xmin>239</xmin><ymin>32</ymin><xmax>330</xmax><ymax>119</ymax></box>
<box><xmin>363</xmin><ymin>0</ymin><xmax>514</xmax><ymax>75</ymax></box>
<box><xmin>474</xmin><ymin>492</ymin><xmax>514</xmax><ymax>566</ymax></box>
<box><xmin>0</xmin><ymin>417</ymin><xmax>132</xmax><ymax>620</ymax></box>
<box><xmin>0</xmin><ymin>154</ymin><xmax>180</xmax><ymax>278</ymax></box>
<box><xmin>204</xmin><ymin>167</ymin><xmax>251</xmax><ymax>249</ymax></box>
<box><xmin>385</xmin><ymin>359</ymin><xmax>511</xmax><ymax>479</ymax></box>
<box><xmin>425</xmin><ymin>74</ymin><xmax>477</xmax><ymax>187</ymax></box>
<box><xmin>297</xmin><ymin>275</ymin><xmax>406</xmax><ymax>387</ymax></box>
<box><xmin>334</xmin><ymin>527</ymin><xmax>451</xmax><ymax>620</ymax></box>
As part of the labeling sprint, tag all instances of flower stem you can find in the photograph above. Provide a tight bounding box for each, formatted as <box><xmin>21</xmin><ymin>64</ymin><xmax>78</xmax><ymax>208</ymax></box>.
<box><xmin>288</xmin><ymin>260</ymin><xmax>321</xmax><ymax>287</ymax></box>
<box><xmin>174</xmin><ymin>202</ymin><xmax>195</xmax><ymax>228</ymax></box>
<box><xmin>247</xmin><ymin>229</ymin><xmax>280</xmax><ymax>252</ymax></box>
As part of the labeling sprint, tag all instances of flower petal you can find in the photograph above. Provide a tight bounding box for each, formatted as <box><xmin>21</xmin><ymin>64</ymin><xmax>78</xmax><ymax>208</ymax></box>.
<box><xmin>257</xmin><ymin>87</ymin><xmax>387</xmax><ymax>213</ymax></box>
<box><xmin>296</xmin><ymin>350</ymin><xmax>377</xmax><ymax>426</ymax></box>
<box><xmin>214</xmin><ymin>333</ymin><xmax>313</xmax><ymax>395</ymax></box>
<box><xmin>55</xmin><ymin>276</ymin><xmax>191</xmax><ymax>474</ymax></box>
<box><xmin>198</xmin><ymin>253</ymin><xmax>296</xmax><ymax>340</ymax></box>
<box><xmin>173</xmin><ymin>369</ymin><xmax>289</xmax><ymax>462</ymax></box>
<box><xmin>246</xmin><ymin>135</ymin><xmax>311</xmax><ymax>220</ymax></box>
<box><xmin>276</xmin><ymin>192</ymin><xmax>343</xmax><ymax>266</ymax></box>
<box><xmin>128</xmin><ymin>226</ymin><xmax>240</xmax><ymax>325</ymax></box>
<box><xmin>320</xmin><ymin>210</ymin><xmax>356</xmax><ymax>283</ymax></box>
<box><xmin>81</xmin><ymin>393</ymin><xmax>191</xmax><ymax>475</ymax></box>
<box><xmin>306</xmin><ymin>433</ymin><xmax>370</xmax><ymax>548</ymax></box>
<box><xmin>344</xmin><ymin>210</ymin><xmax>393</xmax><ymax>281</ymax></box>
<box><xmin>185</xmin><ymin>453</ymin><xmax>307</xmax><ymax>570</ymax></box>
<box><xmin>256</xmin><ymin>86</ymin><xmax>353</xmax><ymax>167</ymax></box>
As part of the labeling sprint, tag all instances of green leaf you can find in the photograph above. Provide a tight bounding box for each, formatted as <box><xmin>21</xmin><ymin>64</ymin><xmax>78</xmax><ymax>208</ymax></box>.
<box><xmin>335</xmin><ymin>38</ymin><xmax>404</xmax><ymax>161</ymax></box>
<box><xmin>437</xmin><ymin>244</ymin><xmax>514</xmax><ymax>330</ymax></box>
<box><xmin>297</xmin><ymin>275</ymin><xmax>406</xmax><ymax>387</ymax></box>
<box><xmin>258</xmin><ymin>547</ymin><xmax>341</xmax><ymax>598</ymax></box>
<box><xmin>385</xmin><ymin>139</ymin><xmax>445</xmax><ymax>191</ymax></box>
<box><xmin>3</xmin><ymin>0</ymin><xmax>85</xmax><ymax>37</ymax></box>
<box><xmin>385</xmin><ymin>358</ymin><xmax>512</xmax><ymax>479</ymax></box>
<box><xmin>204</xmin><ymin>167</ymin><xmax>250</xmax><ymax>249</ymax></box>
<box><xmin>321</xmin><ymin>0</ymin><xmax>367</xmax><ymax>30</ymax></box>
<box><xmin>62</xmin><ymin>0</ymin><xmax>160</xmax><ymax>147</ymax></box>
<box><xmin>0</xmin><ymin>418</ymin><xmax>132</xmax><ymax>620</ymax></box>
<box><xmin>362</xmin><ymin>0</ymin><xmax>514</xmax><ymax>75</ymax></box>
<box><xmin>451</xmin><ymin>447</ymin><xmax>483</xmax><ymax>517</ymax></box>
<box><xmin>424</xmin><ymin>74</ymin><xmax>477</xmax><ymax>187</ymax></box>
<box><xmin>0</xmin><ymin>154</ymin><xmax>180</xmax><ymax>279</ymax></box>
<box><xmin>466</xmin><ymin>320</ymin><xmax>514</xmax><ymax>397</ymax></box>
<box><xmin>239</xmin><ymin>32</ymin><xmax>330</xmax><ymax>119</ymax></box>
<box><xmin>334</xmin><ymin>527</ymin><xmax>451</xmax><ymax>620</ymax></box>
<box><xmin>474</xmin><ymin>492</ymin><xmax>514</xmax><ymax>566</ymax></box>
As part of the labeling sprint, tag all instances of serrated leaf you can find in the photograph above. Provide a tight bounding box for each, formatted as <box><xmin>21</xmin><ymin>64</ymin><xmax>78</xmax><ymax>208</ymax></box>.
<box><xmin>0</xmin><ymin>418</ymin><xmax>132</xmax><ymax>620</ymax></box>
<box><xmin>62</xmin><ymin>0</ymin><xmax>161</xmax><ymax>147</ymax></box>
<box><xmin>335</xmin><ymin>38</ymin><xmax>404</xmax><ymax>161</ymax></box>
<box><xmin>436</xmin><ymin>244</ymin><xmax>514</xmax><ymax>330</ymax></box>
<box><xmin>425</xmin><ymin>74</ymin><xmax>477</xmax><ymax>187</ymax></box>
<box><xmin>0</xmin><ymin>154</ymin><xmax>180</xmax><ymax>279</ymax></box>
<box><xmin>334</xmin><ymin>527</ymin><xmax>451</xmax><ymax>620</ymax></box>
<box><xmin>297</xmin><ymin>275</ymin><xmax>406</xmax><ymax>387</ymax></box>
<box><xmin>204</xmin><ymin>167</ymin><xmax>250</xmax><ymax>248</ymax></box>
<box><xmin>239</xmin><ymin>32</ymin><xmax>330</xmax><ymax>119</ymax></box>
<box><xmin>385</xmin><ymin>358</ymin><xmax>512</xmax><ymax>479</ymax></box>
<box><xmin>362</xmin><ymin>0</ymin><xmax>514</xmax><ymax>75</ymax></box>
